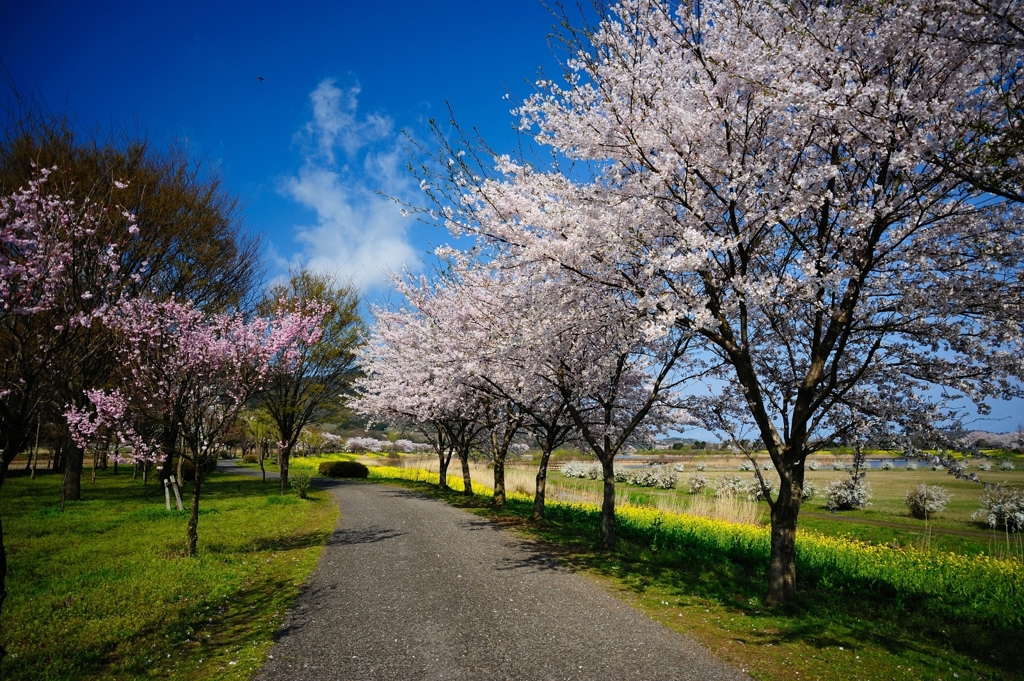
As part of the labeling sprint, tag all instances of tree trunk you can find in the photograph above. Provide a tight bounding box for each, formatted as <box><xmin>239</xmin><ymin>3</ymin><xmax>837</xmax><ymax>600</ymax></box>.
<box><xmin>492</xmin><ymin>443</ymin><xmax>506</xmax><ymax>506</ymax></box>
<box><xmin>185</xmin><ymin>468</ymin><xmax>203</xmax><ymax>557</ymax></box>
<box><xmin>159</xmin><ymin>426</ymin><xmax>177</xmax><ymax>484</ymax></box>
<box><xmin>532</xmin><ymin>447</ymin><xmax>553</xmax><ymax>520</ymax></box>
<box><xmin>62</xmin><ymin>444</ymin><xmax>84</xmax><ymax>504</ymax></box>
<box><xmin>259</xmin><ymin>442</ymin><xmax>266</xmax><ymax>482</ymax></box>
<box><xmin>437</xmin><ymin>449</ymin><xmax>450</xmax><ymax>492</ymax></box>
<box><xmin>600</xmin><ymin>457</ymin><xmax>616</xmax><ymax>549</ymax></box>
<box><xmin>460</xmin><ymin>447</ymin><xmax>473</xmax><ymax>496</ymax></box>
<box><xmin>766</xmin><ymin>481</ymin><xmax>801</xmax><ymax>606</ymax></box>
<box><xmin>279</xmin><ymin>444</ymin><xmax>291</xmax><ymax>495</ymax></box>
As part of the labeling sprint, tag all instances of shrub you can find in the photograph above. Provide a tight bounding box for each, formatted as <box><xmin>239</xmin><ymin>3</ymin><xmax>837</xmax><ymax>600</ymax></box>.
<box><xmin>932</xmin><ymin>464</ymin><xmax>945</xmax><ymax>471</ymax></box>
<box><xmin>241</xmin><ymin>453</ymin><xmax>259</xmax><ymax>464</ymax></box>
<box><xmin>801</xmin><ymin>480</ymin><xmax>819</xmax><ymax>501</ymax></box>
<box><xmin>824</xmin><ymin>477</ymin><xmax>872</xmax><ymax>511</ymax></box>
<box><xmin>979</xmin><ymin>462</ymin><xmax>993</xmax><ymax>471</ymax></box>
<box><xmin>746</xmin><ymin>476</ymin><xmax>778</xmax><ymax>502</ymax></box>
<box><xmin>695</xmin><ymin>461</ymin><xmax>706</xmax><ymax>471</ymax></box>
<box><xmin>289</xmin><ymin>472</ymin><xmax>314</xmax><ymax>499</ymax></box>
<box><xmin>626</xmin><ymin>465</ymin><xmax>678</xmax><ymax>489</ymax></box>
<box><xmin>879</xmin><ymin>461</ymin><xmax>894</xmax><ymax>471</ymax></box>
<box><xmin>904</xmin><ymin>483</ymin><xmax>951</xmax><ymax>519</ymax></box>
<box><xmin>688</xmin><ymin>473</ymin><xmax>709</xmax><ymax>494</ymax></box>
<box><xmin>760</xmin><ymin>462</ymin><xmax>772</xmax><ymax>471</ymax></box>
<box><xmin>672</xmin><ymin>462</ymin><xmax>685</xmax><ymax>472</ymax></box>
<box><xmin>714</xmin><ymin>474</ymin><xmax>747</xmax><ymax>498</ymax></box>
<box><xmin>614</xmin><ymin>467</ymin><xmax>629</xmax><ymax>482</ymax></box>
<box><xmin>318</xmin><ymin>460</ymin><xmax>369</xmax><ymax>478</ymax></box>
<box><xmin>832</xmin><ymin>460</ymin><xmax>848</xmax><ymax>471</ymax></box>
<box><xmin>999</xmin><ymin>459</ymin><xmax>1016</xmax><ymax>471</ymax></box>
<box><xmin>561</xmin><ymin>461</ymin><xmax>602</xmax><ymax>479</ymax></box>
<box><xmin>739</xmin><ymin>460</ymin><xmax>754</xmax><ymax>472</ymax></box>
<box><xmin>807</xmin><ymin>460</ymin><xmax>820</xmax><ymax>471</ymax></box>
<box><xmin>906</xmin><ymin>462</ymin><xmax>918</xmax><ymax>471</ymax></box>
<box><xmin>973</xmin><ymin>483</ymin><xmax>1024</xmax><ymax>532</ymax></box>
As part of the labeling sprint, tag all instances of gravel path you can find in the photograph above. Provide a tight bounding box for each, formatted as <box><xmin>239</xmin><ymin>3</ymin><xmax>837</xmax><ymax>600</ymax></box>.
<box><xmin>252</xmin><ymin>478</ymin><xmax>749</xmax><ymax>681</ymax></box>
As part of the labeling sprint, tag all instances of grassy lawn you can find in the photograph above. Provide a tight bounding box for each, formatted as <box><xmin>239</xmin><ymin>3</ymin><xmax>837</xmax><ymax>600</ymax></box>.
<box><xmin>370</xmin><ymin>466</ymin><xmax>1024</xmax><ymax>681</ymax></box>
<box><xmin>0</xmin><ymin>467</ymin><xmax>337</xmax><ymax>680</ymax></box>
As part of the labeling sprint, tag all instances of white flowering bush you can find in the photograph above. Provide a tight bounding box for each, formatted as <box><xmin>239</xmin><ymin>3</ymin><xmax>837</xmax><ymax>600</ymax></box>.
<box><xmin>509</xmin><ymin>442</ymin><xmax>531</xmax><ymax>457</ymax></box>
<box><xmin>739</xmin><ymin>460</ymin><xmax>754</xmax><ymax>471</ymax></box>
<box><xmin>972</xmin><ymin>484</ymin><xmax>1024</xmax><ymax>532</ymax></box>
<box><xmin>979</xmin><ymin>462</ymin><xmax>993</xmax><ymax>471</ymax></box>
<box><xmin>824</xmin><ymin>477</ymin><xmax>872</xmax><ymax>511</ymax></box>
<box><xmin>614</xmin><ymin>467</ymin><xmax>630</xmax><ymax>482</ymax></box>
<box><xmin>999</xmin><ymin>459</ymin><xmax>1016</xmax><ymax>471</ymax></box>
<box><xmin>626</xmin><ymin>465</ymin><xmax>678</xmax><ymax>489</ymax></box>
<box><xmin>801</xmin><ymin>480</ymin><xmax>819</xmax><ymax>501</ymax></box>
<box><xmin>688</xmin><ymin>473</ymin><xmax>710</xmax><ymax>494</ymax></box>
<box><xmin>673</xmin><ymin>462</ymin><xmax>685</xmax><ymax>472</ymax></box>
<box><xmin>880</xmin><ymin>461</ymin><xmax>894</xmax><ymax>471</ymax></box>
<box><xmin>931</xmin><ymin>463</ymin><xmax>945</xmax><ymax>471</ymax></box>
<box><xmin>761</xmin><ymin>462</ymin><xmax>772</xmax><ymax>471</ymax></box>
<box><xmin>832</xmin><ymin>460</ymin><xmax>848</xmax><ymax>471</ymax></box>
<box><xmin>561</xmin><ymin>461</ymin><xmax>602</xmax><ymax>479</ymax></box>
<box><xmin>695</xmin><ymin>461</ymin><xmax>707</xmax><ymax>471</ymax></box>
<box><xmin>906</xmin><ymin>463</ymin><xmax>918</xmax><ymax>471</ymax></box>
<box><xmin>746</xmin><ymin>476</ymin><xmax>778</xmax><ymax>502</ymax></box>
<box><xmin>807</xmin><ymin>460</ymin><xmax>821</xmax><ymax>471</ymax></box>
<box><xmin>714</xmin><ymin>474</ymin><xmax>747</xmax><ymax>498</ymax></box>
<box><xmin>904</xmin><ymin>484</ymin><xmax>951</xmax><ymax>519</ymax></box>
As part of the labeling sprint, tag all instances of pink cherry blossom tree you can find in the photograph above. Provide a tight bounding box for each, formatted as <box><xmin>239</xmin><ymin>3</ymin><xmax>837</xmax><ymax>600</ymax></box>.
<box><xmin>430</xmin><ymin>0</ymin><xmax>1024</xmax><ymax>603</ymax></box>
<box><xmin>66</xmin><ymin>296</ymin><xmax>323</xmax><ymax>556</ymax></box>
<box><xmin>0</xmin><ymin>169</ymin><xmax>134</xmax><ymax>665</ymax></box>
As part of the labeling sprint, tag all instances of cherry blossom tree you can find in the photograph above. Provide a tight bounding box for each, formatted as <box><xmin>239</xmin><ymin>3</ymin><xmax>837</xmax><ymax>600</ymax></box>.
<box><xmin>66</xmin><ymin>297</ymin><xmax>323</xmax><ymax>556</ymax></box>
<box><xmin>369</xmin><ymin>258</ymin><xmax>696</xmax><ymax>543</ymax></box>
<box><xmin>355</xmin><ymin>293</ymin><xmax>487</xmax><ymax>495</ymax></box>
<box><xmin>0</xmin><ymin>169</ymin><xmax>134</xmax><ymax>665</ymax></box>
<box><xmin>435</xmin><ymin>0</ymin><xmax>1024</xmax><ymax>603</ymax></box>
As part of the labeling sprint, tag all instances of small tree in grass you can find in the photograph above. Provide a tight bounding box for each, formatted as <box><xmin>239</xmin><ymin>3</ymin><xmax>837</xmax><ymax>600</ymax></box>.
<box><xmin>905</xmin><ymin>484</ymin><xmax>951</xmax><ymax>520</ymax></box>
<box><xmin>67</xmin><ymin>297</ymin><xmax>323</xmax><ymax>556</ymax></box>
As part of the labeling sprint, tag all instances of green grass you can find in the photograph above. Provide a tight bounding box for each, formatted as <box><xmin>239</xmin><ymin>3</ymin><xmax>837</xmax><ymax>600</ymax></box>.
<box><xmin>370</xmin><ymin>465</ymin><xmax>1024</xmax><ymax>681</ymax></box>
<box><xmin>236</xmin><ymin>452</ymin><xmax>370</xmax><ymax>474</ymax></box>
<box><xmin>0</xmin><ymin>468</ymin><xmax>337</xmax><ymax>680</ymax></box>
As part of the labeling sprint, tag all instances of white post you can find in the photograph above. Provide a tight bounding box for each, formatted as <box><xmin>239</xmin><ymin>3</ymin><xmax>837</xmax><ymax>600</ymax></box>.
<box><xmin>169</xmin><ymin>475</ymin><xmax>184</xmax><ymax>511</ymax></box>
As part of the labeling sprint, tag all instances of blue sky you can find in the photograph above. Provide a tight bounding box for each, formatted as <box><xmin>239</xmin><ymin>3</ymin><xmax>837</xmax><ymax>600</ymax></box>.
<box><xmin>3</xmin><ymin>0</ymin><xmax>1021</xmax><ymax>433</ymax></box>
<box><xmin>2</xmin><ymin>0</ymin><xmax>563</xmax><ymax>291</ymax></box>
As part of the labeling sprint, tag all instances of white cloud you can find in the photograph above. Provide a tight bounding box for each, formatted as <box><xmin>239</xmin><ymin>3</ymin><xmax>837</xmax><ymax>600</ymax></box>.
<box><xmin>282</xmin><ymin>79</ymin><xmax>419</xmax><ymax>291</ymax></box>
